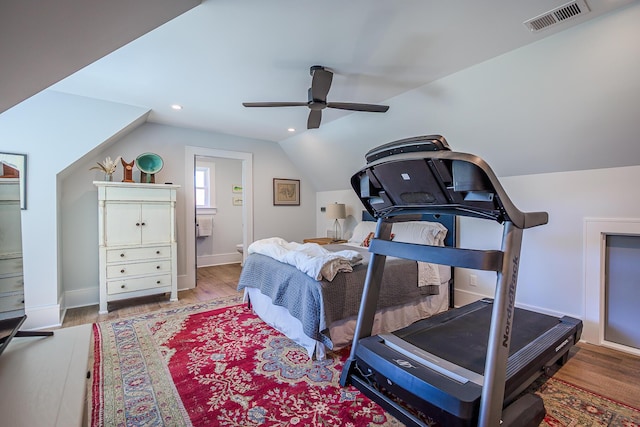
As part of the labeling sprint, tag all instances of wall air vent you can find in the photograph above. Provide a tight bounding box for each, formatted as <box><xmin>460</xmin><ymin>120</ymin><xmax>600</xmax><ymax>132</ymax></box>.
<box><xmin>524</xmin><ymin>0</ymin><xmax>590</xmax><ymax>32</ymax></box>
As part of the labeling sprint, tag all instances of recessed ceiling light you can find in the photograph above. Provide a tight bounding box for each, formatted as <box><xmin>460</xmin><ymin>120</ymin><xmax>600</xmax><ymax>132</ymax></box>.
<box><xmin>287</xmin><ymin>128</ymin><xmax>295</xmax><ymax>132</ymax></box>
<box><xmin>171</xmin><ymin>104</ymin><xmax>183</xmax><ymax>110</ymax></box>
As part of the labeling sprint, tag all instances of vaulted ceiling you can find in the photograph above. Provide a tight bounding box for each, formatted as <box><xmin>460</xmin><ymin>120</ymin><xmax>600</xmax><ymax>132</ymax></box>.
<box><xmin>2</xmin><ymin>0</ymin><xmax>639</xmax><ymax>191</ymax></box>
<box><xmin>46</xmin><ymin>0</ymin><xmax>634</xmax><ymax>142</ymax></box>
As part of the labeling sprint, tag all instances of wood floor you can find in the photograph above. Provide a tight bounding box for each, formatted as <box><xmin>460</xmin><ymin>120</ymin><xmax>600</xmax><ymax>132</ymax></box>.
<box><xmin>61</xmin><ymin>263</ymin><xmax>243</xmax><ymax>327</ymax></box>
<box><xmin>62</xmin><ymin>264</ymin><xmax>640</xmax><ymax>409</ymax></box>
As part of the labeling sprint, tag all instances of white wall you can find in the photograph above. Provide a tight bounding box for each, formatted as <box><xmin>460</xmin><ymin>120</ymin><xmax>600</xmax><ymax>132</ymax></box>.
<box><xmin>315</xmin><ymin>190</ymin><xmax>363</xmax><ymax>241</ymax></box>
<box><xmin>60</xmin><ymin>122</ymin><xmax>317</xmax><ymax>309</ymax></box>
<box><xmin>0</xmin><ymin>91</ymin><xmax>149</xmax><ymax>328</ymax></box>
<box><xmin>451</xmin><ymin>165</ymin><xmax>640</xmax><ymax>320</ymax></box>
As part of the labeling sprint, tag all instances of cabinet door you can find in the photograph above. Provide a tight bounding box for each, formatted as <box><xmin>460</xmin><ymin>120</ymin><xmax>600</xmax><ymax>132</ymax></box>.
<box><xmin>140</xmin><ymin>203</ymin><xmax>171</xmax><ymax>245</ymax></box>
<box><xmin>105</xmin><ymin>203</ymin><xmax>141</xmax><ymax>246</ymax></box>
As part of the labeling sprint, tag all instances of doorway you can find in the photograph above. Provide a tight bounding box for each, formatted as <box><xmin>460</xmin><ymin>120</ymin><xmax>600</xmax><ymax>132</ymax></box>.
<box><xmin>194</xmin><ymin>156</ymin><xmax>243</xmax><ymax>271</ymax></box>
<box><xmin>184</xmin><ymin>146</ymin><xmax>253</xmax><ymax>289</ymax></box>
<box><xmin>584</xmin><ymin>218</ymin><xmax>640</xmax><ymax>357</ymax></box>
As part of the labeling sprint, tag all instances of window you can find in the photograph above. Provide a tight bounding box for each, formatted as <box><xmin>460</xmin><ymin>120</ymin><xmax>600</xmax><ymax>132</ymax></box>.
<box><xmin>195</xmin><ymin>167</ymin><xmax>211</xmax><ymax>207</ymax></box>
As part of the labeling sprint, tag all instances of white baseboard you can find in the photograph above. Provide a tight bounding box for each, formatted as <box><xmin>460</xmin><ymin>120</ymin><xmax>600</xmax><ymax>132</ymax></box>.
<box><xmin>197</xmin><ymin>252</ymin><xmax>242</xmax><ymax>268</ymax></box>
<box><xmin>178</xmin><ymin>273</ymin><xmax>192</xmax><ymax>291</ymax></box>
<box><xmin>453</xmin><ymin>288</ymin><xmax>488</xmax><ymax>308</ymax></box>
<box><xmin>23</xmin><ymin>303</ymin><xmax>62</xmax><ymax>330</ymax></box>
<box><xmin>453</xmin><ymin>288</ymin><xmax>574</xmax><ymax>319</ymax></box>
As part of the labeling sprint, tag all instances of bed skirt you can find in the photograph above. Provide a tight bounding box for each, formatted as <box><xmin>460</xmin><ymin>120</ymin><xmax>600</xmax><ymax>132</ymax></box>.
<box><xmin>244</xmin><ymin>282</ymin><xmax>449</xmax><ymax>359</ymax></box>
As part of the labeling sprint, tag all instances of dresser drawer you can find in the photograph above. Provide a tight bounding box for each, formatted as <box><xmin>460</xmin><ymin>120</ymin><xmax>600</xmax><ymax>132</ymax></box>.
<box><xmin>105</xmin><ymin>186</ymin><xmax>174</xmax><ymax>202</ymax></box>
<box><xmin>0</xmin><ymin>257</ymin><xmax>23</xmax><ymax>276</ymax></box>
<box><xmin>106</xmin><ymin>246</ymin><xmax>170</xmax><ymax>263</ymax></box>
<box><xmin>107</xmin><ymin>260</ymin><xmax>171</xmax><ymax>279</ymax></box>
<box><xmin>0</xmin><ymin>293</ymin><xmax>24</xmax><ymax>311</ymax></box>
<box><xmin>0</xmin><ymin>275</ymin><xmax>23</xmax><ymax>293</ymax></box>
<box><xmin>107</xmin><ymin>274</ymin><xmax>171</xmax><ymax>295</ymax></box>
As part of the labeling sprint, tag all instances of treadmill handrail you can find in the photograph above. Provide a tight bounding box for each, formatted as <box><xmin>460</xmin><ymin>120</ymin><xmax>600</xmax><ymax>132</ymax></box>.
<box><xmin>369</xmin><ymin>239</ymin><xmax>504</xmax><ymax>272</ymax></box>
<box><xmin>358</xmin><ymin>150</ymin><xmax>548</xmax><ymax>230</ymax></box>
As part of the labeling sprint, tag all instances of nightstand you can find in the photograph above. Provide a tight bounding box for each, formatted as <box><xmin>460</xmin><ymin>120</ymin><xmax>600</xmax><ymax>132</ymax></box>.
<box><xmin>303</xmin><ymin>237</ymin><xmax>348</xmax><ymax>245</ymax></box>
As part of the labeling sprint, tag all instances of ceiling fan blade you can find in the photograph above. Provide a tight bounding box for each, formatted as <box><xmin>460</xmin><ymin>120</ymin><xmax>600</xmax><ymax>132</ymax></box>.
<box><xmin>307</xmin><ymin>110</ymin><xmax>322</xmax><ymax>129</ymax></box>
<box><xmin>327</xmin><ymin>102</ymin><xmax>389</xmax><ymax>112</ymax></box>
<box><xmin>310</xmin><ymin>67</ymin><xmax>333</xmax><ymax>101</ymax></box>
<box><xmin>243</xmin><ymin>102</ymin><xmax>307</xmax><ymax>107</ymax></box>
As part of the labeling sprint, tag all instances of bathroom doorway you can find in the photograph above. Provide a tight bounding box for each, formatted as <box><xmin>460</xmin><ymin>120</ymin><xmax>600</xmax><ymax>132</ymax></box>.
<box><xmin>184</xmin><ymin>147</ymin><xmax>253</xmax><ymax>288</ymax></box>
<box><xmin>194</xmin><ymin>156</ymin><xmax>243</xmax><ymax>272</ymax></box>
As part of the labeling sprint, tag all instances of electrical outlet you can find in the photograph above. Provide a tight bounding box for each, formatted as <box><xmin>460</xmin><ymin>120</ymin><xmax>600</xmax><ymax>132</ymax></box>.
<box><xmin>469</xmin><ymin>274</ymin><xmax>478</xmax><ymax>287</ymax></box>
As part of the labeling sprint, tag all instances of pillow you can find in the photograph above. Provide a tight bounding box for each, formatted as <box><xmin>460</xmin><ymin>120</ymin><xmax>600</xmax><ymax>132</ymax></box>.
<box><xmin>348</xmin><ymin>221</ymin><xmax>377</xmax><ymax>244</ymax></box>
<box><xmin>391</xmin><ymin>221</ymin><xmax>448</xmax><ymax>246</ymax></box>
<box><xmin>349</xmin><ymin>220</ymin><xmax>447</xmax><ymax>246</ymax></box>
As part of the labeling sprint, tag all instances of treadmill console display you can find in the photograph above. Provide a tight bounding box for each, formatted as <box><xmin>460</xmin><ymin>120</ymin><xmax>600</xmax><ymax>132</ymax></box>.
<box><xmin>352</xmin><ymin>137</ymin><xmax>548</xmax><ymax>229</ymax></box>
<box><xmin>341</xmin><ymin>135</ymin><xmax>583</xmax><ymax>427</ymax></box>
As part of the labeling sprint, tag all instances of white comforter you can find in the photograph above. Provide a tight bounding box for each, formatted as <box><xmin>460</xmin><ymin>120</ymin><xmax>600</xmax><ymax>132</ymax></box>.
<box><xmin>248</xmin><ymin>237</ymin><xmax>363</xmax><ymax>281</ymax></box>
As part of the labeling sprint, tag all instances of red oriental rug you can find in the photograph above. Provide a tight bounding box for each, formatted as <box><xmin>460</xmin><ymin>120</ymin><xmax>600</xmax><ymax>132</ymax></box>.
<box><xmin>91</xmin><ymin>296</ymin><xmax>640</xmax><ymax>426</ymax></box>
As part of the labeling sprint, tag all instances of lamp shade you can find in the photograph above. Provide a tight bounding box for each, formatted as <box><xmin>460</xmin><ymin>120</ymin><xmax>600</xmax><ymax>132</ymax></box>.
<box><xmin>326</xmin><ymin>203</ymin><xmax>346</xmax><ymax>220</ymax></box>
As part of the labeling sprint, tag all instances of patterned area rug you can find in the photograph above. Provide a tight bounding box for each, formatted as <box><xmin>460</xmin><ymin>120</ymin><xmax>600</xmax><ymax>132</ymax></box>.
<box><xmin>91</xmin><ymin>297</ymin><xmax>640</xmax><ymax>426</ymax></box>
<box><xmin>533</xmin><ymin>376</ymin><xmax>640</xmax><ymax>427</ymax></box>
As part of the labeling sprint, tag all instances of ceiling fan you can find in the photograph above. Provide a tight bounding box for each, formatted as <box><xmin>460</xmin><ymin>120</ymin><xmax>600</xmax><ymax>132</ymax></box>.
<box><xmin>242</xmin><ymin>65</ymin><xmax>390</xmax><ymax>129</ymax></box>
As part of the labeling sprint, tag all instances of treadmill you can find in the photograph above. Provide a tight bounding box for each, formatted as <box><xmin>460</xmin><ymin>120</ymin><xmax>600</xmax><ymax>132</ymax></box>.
<box><xmin>339</xmin><ymin>135</ymin><xmax>582</xmax><ymax>427</ymax></box>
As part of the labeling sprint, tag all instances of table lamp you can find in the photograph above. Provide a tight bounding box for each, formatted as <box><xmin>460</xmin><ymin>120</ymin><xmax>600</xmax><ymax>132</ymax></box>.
<box><xmin>326</xmin><ymin>203</ymin><xmax>346</xmax><ymax>241</ymax></box>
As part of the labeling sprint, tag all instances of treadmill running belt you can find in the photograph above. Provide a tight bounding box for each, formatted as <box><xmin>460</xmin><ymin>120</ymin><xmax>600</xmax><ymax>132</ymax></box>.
<box><xmin>395</xmin><ymin>304</ymin><xmax>560</xmax><ymax>375</ymax></box>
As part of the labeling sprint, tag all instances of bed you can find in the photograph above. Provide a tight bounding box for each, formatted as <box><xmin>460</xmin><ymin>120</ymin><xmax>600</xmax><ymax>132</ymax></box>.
<box><xmin>237</xmin><ymin>213</ymin><xmax>456</xmax><ymax>359</ymax></box>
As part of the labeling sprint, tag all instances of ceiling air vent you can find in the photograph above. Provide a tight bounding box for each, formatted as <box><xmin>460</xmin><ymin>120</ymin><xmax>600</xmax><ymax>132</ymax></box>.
<box><xmin>524</xmin><ymin>0</ymin><xmax>590</xmax><ymax>32</ymax></box>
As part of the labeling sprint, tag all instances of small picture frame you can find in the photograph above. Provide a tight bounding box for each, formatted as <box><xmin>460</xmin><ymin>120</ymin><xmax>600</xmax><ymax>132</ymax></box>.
<box><xmin>232</xmin><ymin>184</ymin><xmax>243</xmax><ymax>194</ymax></box>
<box><xmin>273</xmin><ymin>178</ymin><xmax>300</xmax><ymax>206</ymax></box>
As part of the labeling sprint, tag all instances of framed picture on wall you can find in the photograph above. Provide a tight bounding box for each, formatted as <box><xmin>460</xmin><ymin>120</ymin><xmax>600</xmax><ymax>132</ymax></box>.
<box><xmin>273</xmin><ymin>178</ymin><xmax>300</xmax><ymax>206</ymax></box>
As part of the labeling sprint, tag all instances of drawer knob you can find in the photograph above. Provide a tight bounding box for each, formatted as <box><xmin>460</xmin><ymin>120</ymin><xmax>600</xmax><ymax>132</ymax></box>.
<box><xmin>121</xmin><ymin>269</ymin><xmax>125</xmax><ymax>273</ymax></box>
<box><xmin>141</xmin><ymin>222</ymin><xmax>146</xmax><ymax>226</ymax></box>
<box><xmin>120</xmin><ymin>253</ymin><xmax>125</xmax><ymax>258</ymax></box>
<box><xmin>156</xmin><ymin>265</ymin><xmax>160</xmax><ymax>269</ymax></box>
<box><xmin>156</xmin><ymin>280</ymin><xmax>161</xmax><ymax>284</ymax></box>
<box><xmin>156</xmin><ymin>250</ymin><xmax>161</xmax><ymax>254</ymax></box>
<box><xmin>121</xmin><ymin>284</ymin><xmax>125</xmax><ymax>289</ymax></box>
<box><xmin>136</xmin><ymin>222</ymin><xmax>140</xmax><ymax>226</ymax></box>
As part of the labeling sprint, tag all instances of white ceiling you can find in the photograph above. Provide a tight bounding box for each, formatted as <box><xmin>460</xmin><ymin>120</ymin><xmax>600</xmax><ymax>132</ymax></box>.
<box><xmin>50</xmin><ymin>0</ymin><xmax>635</xmax><ymax>143</ymax></box>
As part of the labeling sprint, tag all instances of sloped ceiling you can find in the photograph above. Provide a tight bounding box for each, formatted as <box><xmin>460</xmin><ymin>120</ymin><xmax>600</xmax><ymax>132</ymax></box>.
<box><xmin>0</xmin><ymin>0</ymin><xmax>200</xmax><ymax>114</ymax></box>
<box><xmin>3</xmin><ymin>0</ymin><xmax>640</xmax><ymax>191</ymax></box>
<box><xmin>48</xmin><ymin>0</ymin><xmax>635</xmax><ymax>142</ymax></box>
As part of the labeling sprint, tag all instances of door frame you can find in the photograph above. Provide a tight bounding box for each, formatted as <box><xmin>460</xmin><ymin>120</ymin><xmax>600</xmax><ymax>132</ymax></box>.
<box><xmin>184</xmin><ymin>146</ymin><xmax>253</xmax><ymax>287</ymax></box>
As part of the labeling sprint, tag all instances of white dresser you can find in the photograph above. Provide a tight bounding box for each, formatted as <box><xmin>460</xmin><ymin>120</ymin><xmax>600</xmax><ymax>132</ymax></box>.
<box><xmin>95</xmin><ymin>181</ymin><xmax>180</xmax><ymax>314</ymax></box>
<box><xmin>0</xmin><ymin>178</ymin><xmax>24</xmax><ymax>320</ymax></box>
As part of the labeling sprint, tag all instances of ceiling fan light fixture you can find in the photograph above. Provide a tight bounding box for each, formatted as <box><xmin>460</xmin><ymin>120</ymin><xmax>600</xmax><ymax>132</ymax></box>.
<box><xmin>242</xmin><ymin>65</ymin><xmax>389</xmax><ymax>129</ymax></box>
<box><xmin>287</xmin><ymin>128</ymin><xmax>295</xmax><ymax>132</ymax></box>
<box><xmin>171</xmin><ymin>104</ymin><xmax>183</xmax><ymax>110</ymax></box>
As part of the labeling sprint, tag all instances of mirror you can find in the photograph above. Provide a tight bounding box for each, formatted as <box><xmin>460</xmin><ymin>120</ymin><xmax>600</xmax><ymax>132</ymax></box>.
<box><xmin>0</xmin><ymin>153</ymin><xmax>26</xmax><ymax>210</ymax></box>
<box><xmin>0</xmin><ymin>160</ymin><xmax>26</xmax><ymax>355</ymax></box>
